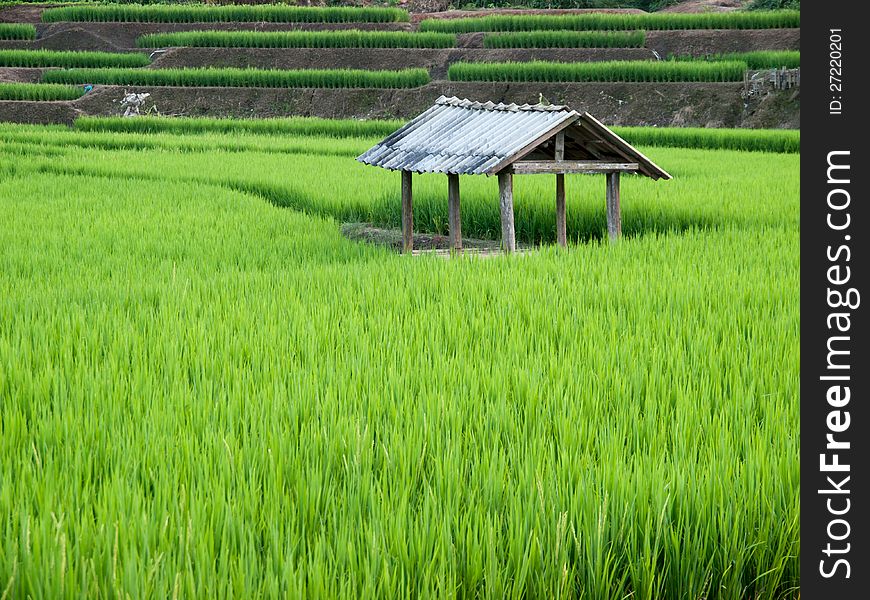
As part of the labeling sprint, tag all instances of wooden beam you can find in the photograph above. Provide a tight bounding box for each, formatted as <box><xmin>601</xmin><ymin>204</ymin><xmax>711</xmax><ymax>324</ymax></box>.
<box><xmin>554</xmin><ymin>131</ymin><xmax>565</xmax><ymax>161</ymax></box>
<box><xmin>401</xmin><ymin>170</ymin><xmax>413</xmax><ymax>254</ymax></box>
<box><xmin>498</xmin><ymin>172</ymin><xmax>516</xmax><ymax>253</ymax></box>
<box><xmin>510</xmin><ymin>161</ymin><xmax>638</xmax><ymax>175</ymax></box>
<box><xmin>555</xmin><ymin>173</ymin><xmax>566</xmax><ymax>248</ymax></box>
<box><xmin>447</xmin><ymin>173</ymin><xmax>462</xmax><ymax>252</ymax></box>
<box><xmin>606</xmin><ymin>172</ymin><xmax>621</xmax><ymax>240</ymax></box>
<box><xmin>486</xmin><ymin>117</ymin><xmax>578</xmax><ymax>175</ymax></box>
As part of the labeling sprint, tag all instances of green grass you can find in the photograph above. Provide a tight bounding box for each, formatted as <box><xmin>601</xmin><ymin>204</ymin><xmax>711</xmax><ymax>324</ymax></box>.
<box><xmin>42</xmin><ymin>4</ymin><xmax>409</xmax><ymax>24</ymax></box>
<box><xmin>0</xmin><ymin>123</ymin><xmax>799</xmax><ymax>598</ymax></box>
<box><xmin>43</xmin><ymin>67</ymin><xmax>430</xmax><ymax>89</ymax></box>
<box><xmin>674</xmin><ymin>50</ymin><xmax>800</xmax><ymax>69</ymax></box>
<box><xmin>448</xmin><ymin>60</ymin><xmax>746</xmax><ymax>83</ymax></box>
<box><xmin>0</xmin><ymin>49</ymin><xmax>150</xmax><ymax>68</ymax></box>
<box><xmin>0</xmin><ymin>82</ymin><xmax>85</xmax><ymax>101</ymax></box>
<box><xmin>137</xmin><ymin>30</ymin><xmax>456</xmax><ymax>49</ymax></box>
<box><xmin>483</xmin><ymin>30</ymin><xmax>646</xmax><ymax>49</ymax></box>
<box><xmin>420</xmin><ymin>10</ymin><xmax>800</xmax><ymax>33</ymax></box>
<box><xmin>0</xmin><ymin>23</ymin><xmax>36</xmax><ymax>40</ymax></box>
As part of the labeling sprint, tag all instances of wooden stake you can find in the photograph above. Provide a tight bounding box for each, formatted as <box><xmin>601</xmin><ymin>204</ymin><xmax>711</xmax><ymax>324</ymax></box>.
<box><xmin>447</xmin><ymin>174</ymin><xmax>462</xmax><ymax>251</ymax></box>
<box><xmin>498</xmin><ymin>172</ymin><xmax>516</xmax><ymax>253</ymax></box>
<box><xmin>555</xmin><ymin>173</ymin><xmax>567</xmax><ymax>248</ymax></box>
<box><xmin>401</xmin><ymin>170</ymin><xmax>413</xmax><ymax>254</ymax></box>
<box><xmin>605</xmin><ymin>171</ymin><xmax>621</xmax><ymax>240</ymax></box>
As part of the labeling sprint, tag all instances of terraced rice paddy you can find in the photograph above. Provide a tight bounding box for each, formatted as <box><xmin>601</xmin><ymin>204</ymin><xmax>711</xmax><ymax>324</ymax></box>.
<box><xmin>448</xmin><ymin>60</ymin><xmax>746</xmax><ymax>83</ymax></box>
<box><xmin>0</xmin><ymin>82</ymin><xmax>85</xmax><ymax>101</ymax></box>
<box><xmin>420</xmin><ymin>10</ymin><xmax>800</xmax><ymax>32</ymax></box>
<box><xmin>137</xmin><ymin>30</ymin><xmax>456</xmax><ymax>49</ymax></box>
<box><xmin>41</xmin><ymin>4</ymin><xmax>409</xmax><ymax>24</ymax></box>
<box><xmin>0</xmin><ymin>119</ymin><xmax>799</xmax><ymax>598</ymax></box>
<box><xmin>0</xmin><ymin>49</ymin><xmax>150</xmax><ymax>69</ymax></box>
<box><xmin>0</xmin><ymin>23</ymin><xmax>36</xmax><ymax>40</ymax></box>
<box><xmin>42</xmin><ymin>67</ymin><xmax>431</xmax><ymax>89</ymax></box>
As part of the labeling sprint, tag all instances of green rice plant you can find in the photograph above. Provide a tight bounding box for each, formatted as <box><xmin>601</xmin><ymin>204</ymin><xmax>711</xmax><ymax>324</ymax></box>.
<box><xmin>420</xmin><ymin>10</ymin><xmax>800</xmax><ymax>33</ymax></box>
<box><xmin>0</xmin><ymin>49</ymin><xmax>150</xmax><ymax>68</ymax></box>
<box><xmin>42</xmin><ymin>4</ymin><xmax>409</xmax><ymax>24</ymax></box>
<box><xmin>0</xmin><ymin>23</ymin><xmax>36</xmax><ymax>40</ymax></box>
<box><xmin>448</xmin><ymin>60</ymin><xmax>746</xmax><ymax>83</ymax></box>
<box><xmin>673</xmin><ymin>50</ymin><xmax>800</xmax><ymax>69</ymax></box>
<box><xmin>614</xmin><ymin>126</ymin><xmax>800</xmax><ymax>153</ymax></box>
<box><xmin>137</xmin><ymin>30</ymin><xmax>456</xmax><ymax>49</ymax></box>
<box><xmin>71</xmin><ymin>115</ymin><xmax>798</xmax><ymax>154</ymax></box>
<box><xmin>74</xmin><ymin>114</ymin><xmax>404</xmax><ymax>138</ymax></box>
<box><xmin>43</xmin><ymin>66</ymin><xmax>430</xmax><ymax>89</ymax></box>
<box><xmin>483</xmin><ymin>29</ymin><xmax>646</xmax><ymax>48</ymax></box>
<box><xmin>0</xmin><ymin>82</ymin><xmax>85</xmax><ymax>101</ymax></box>
<box><xmin>0</xmin><ymin>125</ymin><xmax>800</xmax><ymax>598</ymax></box>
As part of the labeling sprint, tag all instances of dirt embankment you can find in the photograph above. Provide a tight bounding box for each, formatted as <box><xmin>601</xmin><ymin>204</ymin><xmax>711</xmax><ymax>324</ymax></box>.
<box><xmin>646</xmin><ymin>28</ymin><xmax>800</xmax><ymax>57</ymax></box>
<box><xmin>11</xmin><ymin>81</ymin><xmax>792</xmax><ymax>129</ymax></box>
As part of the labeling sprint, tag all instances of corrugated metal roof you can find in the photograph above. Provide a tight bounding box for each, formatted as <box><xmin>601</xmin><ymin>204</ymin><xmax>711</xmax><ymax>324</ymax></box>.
<box><xmin>357</xmin><ymin>95</ymin><xmax>670</xmax><ymax>180</ymax></box>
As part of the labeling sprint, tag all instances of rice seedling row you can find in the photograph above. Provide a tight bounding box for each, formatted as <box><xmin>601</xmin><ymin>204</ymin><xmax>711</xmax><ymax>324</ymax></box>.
<box><xmin>448</xmin><ymin>60</ymin><xmax>746</xmax><ymax>83</ymax></box>
<box><xmin>483</xmin><ymin>30</ymin><xmax>646</xmax><ymax>49</ymax></box>
<box><xmin>43</xmin><ymin>67</ymin><xmax>431</xmax><ymax>89</ymax></box>
<box><xmin>71</xmin><ymin>115</ymin><xmax>800</xmax><ymax>153</ymax></box>
<box><xmin>42</xmin><ymin>4</ymin><xmax>409</xmax><ymax>24</ymax></box>
<box><xmin>420</xmin><ymin>10</ymin><xmax>800</xmax><ymax>33</ymax></box>
<box><xmin>0</xmin><ymin>23</ymin><xmax>36</xmax><ymax>40</ymax></box>
<box><xmin>673</xmin><ymin>50</ymin><xmax>800</xmax><ymax>69</ymax></box>
<box><xmin>0</xmin><ymin>49</ymin><xmax>150</xmax><ymax>69</ymax></box>
<box><xmin>0</xmin><ymin>82</ymin><xmax>85</xmax><ymax>101</ymax></box>
<box><xmin>137</xmin><ymin>30</ymin><xmax>456</xmax><ymax>49</ymax></box>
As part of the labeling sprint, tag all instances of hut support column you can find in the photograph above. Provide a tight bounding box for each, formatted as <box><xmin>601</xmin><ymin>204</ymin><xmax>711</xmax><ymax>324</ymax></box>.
<box><xmin>555</xmin><ymin>173</ymin><xmax>567</xmax><ymax>247</ymax></box>
<box><xmin>605</xmin><ymin>171</ymin><xmax>621</xmax><ymax>240</ymax></box>
<box><xmin>447</xmin><ymin>174</ymin><xmax>462</xmax><ymax>251</ymax></box>
<box><xmin>498</xmin><ymin>172</ymin><xmax>516</xmax><ymax>253</ymax></box>
<box><xmin>401</xmin><ymin>170</ymin><xmax>413</xmax><ymax>254</ymax></box>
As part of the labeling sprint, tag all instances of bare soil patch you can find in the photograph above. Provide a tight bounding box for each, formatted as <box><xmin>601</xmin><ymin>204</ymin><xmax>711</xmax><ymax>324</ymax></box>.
<box><xmin>660</xmin><ymin>0</ymin><xmax>748</xmax><ymax>13</ymax></box>
<box><xmin>341</xmin><ymin>222</ymin><xmax>521</xmax><ymax>255</ymax></box>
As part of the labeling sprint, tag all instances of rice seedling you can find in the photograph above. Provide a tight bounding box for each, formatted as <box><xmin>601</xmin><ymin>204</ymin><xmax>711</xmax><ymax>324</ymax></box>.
<box><xmin>0</xmin><ymin>49</ymin><xmax>150</xmax><ymax>68</ymax></box>
<box><xmin>41</xmin><ymin>4</ymin><xmax>409</xmax><ymax>24</ymax></box>
<box><xmin>0</xmin><ymin>23</ymin><xmax>36</xmax><ymax>40</ymax></box>
<box><xmin>483</xmin><ymin>30</ymin><xmax>646</xmax><ymax>49</ymax></box>
<box><xmin>42</xmin><ymin>66</ymin><xmax>431</xmax><ymax>89</ymax></box>
<box><xmin>0</xmin><ymin>123</ymin><xmax>800</xmax><ymax>599</ymax></box>
<box><xmin>448</xmin><ymin>59</ymin><xmax>746</xmax><ymax>83</ymax></box>
<box><xmin>613</xmin><ymin>126</ymin><xmax>800</xmax><ymax>153</ymax></box>
<box><xmin>0</xmin><ymin>82</ymin><xmax>85</xmax><ymax>101</ymax></box>
<box><xmin>137</xmin><ymin>30</ymin><xmax>456</xmax><ymax>49</ymax></box>
<box><xmin>673</xmin><ymin>50</ymin><xmax>800</xmax><ymax>69</ymax></box>
<box><xmin>74</xmin><ymin>114</ymin><xmax>404</xmax><ymax>138</ymax></box>
<box><xmin>420</xmin><ymin>10</ymin><xmax>800</xmax><ymax>33</ymax></box>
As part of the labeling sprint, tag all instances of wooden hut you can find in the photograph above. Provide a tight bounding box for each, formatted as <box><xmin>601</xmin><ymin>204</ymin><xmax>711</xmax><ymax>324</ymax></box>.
<box><xmin>357</xmin><ymin>96</ymin><xmax>671</xmax><ymax>253</ymax></box>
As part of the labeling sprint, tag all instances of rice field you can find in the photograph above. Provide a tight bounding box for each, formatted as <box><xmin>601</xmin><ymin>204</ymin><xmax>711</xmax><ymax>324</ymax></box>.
<box><xmin>674</xmin><ymin>50</ymin><xmax>800</xmax><ymax>69</ymax></box>
<box><xmin>0</xmin><ymin>121</ymin><xmax>800</xmax><ymax>598</ymax></box>
<box><xmin>0</xmin><ymin>49</ymin><xmax>150</xmax><ymax>69</ymax></box>
<box><xmin>0</xmin><ymin>82</ymin><xmax>85</xmax><ymax>101</ymax></box>
<box><xmin>0</xmin><ymin>23</ymin><xmax>36</xmax><ymax>40</ymax></box>
<box><xmin>483</xmin><ymin>30</ymin><xmax>646</xmax><ymax>49</ymax></box>
<box><xmin>420</xmin><ymin>10</ymin><xmax>800</xmax><ymax>33</ymax></box>
<box><xmin>41</xmin><ymin>4</ymin><xmax>409</xmax><ymax>24</ymax></box>
<box><xmin>448</xmin><ymin>60</ymin><xmax>746</xmax><ymax>83</ymax></box>
<box><xmin>72</xmin><ymin>115</ymin><xmax>800</xmax><ymax>154</ymax></box>
<box><xmin>137</xmin><ymin>30</ymin><xmax>456</xmax><ymax>49</ymax></box>
<box><xmin>42</xmin><ymin>67</ymin><xmax>431</xmax><ymax>89</ymax></box>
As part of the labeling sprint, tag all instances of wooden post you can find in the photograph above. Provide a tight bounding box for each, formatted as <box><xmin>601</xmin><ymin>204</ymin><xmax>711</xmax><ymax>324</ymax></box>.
<box><xmin>498</xmin><ymin>172</ymin><xmax>516</xmax><ymax>253</ymax></box>
<box><xmin>555</xmin><ymin>173</ymin><xmax>566</xmax><ymax>247</ymax></box>
<box><xmin>554</xmin><ymin>132</ymin><xmax>565</xmax><ymax>162</ymax></box>
<box><xmin>447</xmin><ymin>173</ymin><xmax>462</xmax><ymax>251</ymax></box>
<box><xmin>605</xmin><ymin>172</ymin><xmax>621</xmax><ymax>240</ymax></box>
<box><xmin>401</xmin><ymin>170</ymin><xmax>413</xmax><ymax>254</ymax></box>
